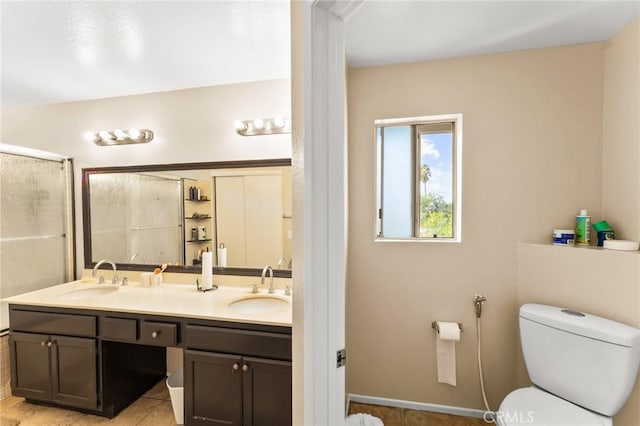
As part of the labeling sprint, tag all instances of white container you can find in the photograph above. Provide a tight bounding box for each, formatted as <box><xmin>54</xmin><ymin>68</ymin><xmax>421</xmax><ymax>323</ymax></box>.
<box><xmin>167</xmin><ymin>367</ymin><xmax>184</xmax><ymax>425</ymax></box>
<box><xmin>197</xmin><ymin>226</ymin><xmax>207</xmax><ymax>240</ymax></box>
<box><xmin>140</xmin><ymin>272</ymin><xmax>152</xmax><ymax>286</ymax></box>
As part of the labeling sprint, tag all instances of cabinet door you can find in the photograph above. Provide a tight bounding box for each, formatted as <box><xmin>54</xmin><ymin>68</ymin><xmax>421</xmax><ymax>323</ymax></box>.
<box><xmin>9</xmin><ymin>332</ymin><xmax>52</xmax><ymax>401</ymax></box>
<box><xmin>185</xmin><ymin>350</ymin><xmax>242</xmax><ymax>426</ymax></box>
<box><xmin>242</xmin><ymin>357</ymin><xmax>292</xmax><ymax>426</ymax></box>
<box><xmin>50</xmin><ymin>335</ymin><xmax>98</xmax><ymax>410</ymax></box>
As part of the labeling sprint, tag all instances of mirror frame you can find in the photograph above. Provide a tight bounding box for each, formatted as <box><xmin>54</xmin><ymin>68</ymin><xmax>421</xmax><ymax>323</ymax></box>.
<box><xmin>82</xmin><ymin>158</ymin><xmax>292</xmax><ymax>278</ymax></box>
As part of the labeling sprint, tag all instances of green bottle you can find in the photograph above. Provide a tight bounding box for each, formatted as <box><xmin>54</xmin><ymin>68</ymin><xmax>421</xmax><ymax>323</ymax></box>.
<box><xmin>575</xmin><ymin>209</ymin><xmax>591</xmax><ymax>245</ymax></box>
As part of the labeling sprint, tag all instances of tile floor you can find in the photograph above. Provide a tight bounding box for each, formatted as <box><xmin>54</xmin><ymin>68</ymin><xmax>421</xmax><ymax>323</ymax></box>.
<box><xmin>0</xmin><ymin>380</ymin><xmax>176</xmax><ymax>426</ymax></box>
<box><xmin>0</xmin><ymin>388</ymin><xmax>490</xmax><ymax>425</ymax></box>
<box><xmin>349</xmin><ymin>401</ymin><xmax>490</xmax><ymax>426</ymax></box>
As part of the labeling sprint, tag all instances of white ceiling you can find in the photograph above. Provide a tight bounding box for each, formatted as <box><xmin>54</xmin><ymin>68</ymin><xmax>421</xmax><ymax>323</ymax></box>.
<box><xmin>1</xmin><ymin>1</ymin><xmax>291</xmax><ymax>107</ymax></box>
<box><xmin>2</xmin><ymin>1</ymin><xmax>638</xmax><ymax>108</ymax></box>
<box><xmin>346</xmin><ymin>1</ymin><xmax>639</xmax><ymax>68</ymax></box>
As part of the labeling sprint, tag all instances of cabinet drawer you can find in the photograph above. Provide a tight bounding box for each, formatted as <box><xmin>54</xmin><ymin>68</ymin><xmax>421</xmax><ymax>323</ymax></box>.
<box><xmin>139</xmin><ymin>321</ymin><xmax>178</xmax><ymax>346</ymax></box>
<box><xmin>101</xmin><ymin>317</ymin><xmax>137</xmax><ymax>342</ymax></box>
<box><xmin>184</xmin><ymin>325</ymin><xmax>291</xmax><ymax>361</ymax></box>
<box><xmin>10</xmin><ymin>310</ymin><xmax>96</xmax><ymax>337</ymax></box>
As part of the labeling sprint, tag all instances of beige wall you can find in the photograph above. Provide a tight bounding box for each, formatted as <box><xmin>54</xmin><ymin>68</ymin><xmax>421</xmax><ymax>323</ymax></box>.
<box><xmin>346</xmin><ymin>43</ymin><xmax>605</xmax><ymax>410</ymax></box>
<box><xmin>602</xmin><ymin>18</ymin><xmax>640</xmax><ymax>241</ymax></box>
<box><xmin>1</xmin><ymin>79</ymin><xmax>291</xmax><ymax>275</ymax></box>
<box><xmin>514</xmin><ymin>19</ymin><xmax>640</xmax><ymax>426</ymax></box>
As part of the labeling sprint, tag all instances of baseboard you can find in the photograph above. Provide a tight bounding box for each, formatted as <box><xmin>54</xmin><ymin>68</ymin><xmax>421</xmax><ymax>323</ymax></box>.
<box><xmin>347</xmin><ymin>393</ymin><xmax>488</xmax><ymax>419</ymax></box>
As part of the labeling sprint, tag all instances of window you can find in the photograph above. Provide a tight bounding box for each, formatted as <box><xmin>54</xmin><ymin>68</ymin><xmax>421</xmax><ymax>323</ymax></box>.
<box><xmin>375</xmin><ymin>114</ymin><xmax>462</xmax><ymax>241</ymax></box>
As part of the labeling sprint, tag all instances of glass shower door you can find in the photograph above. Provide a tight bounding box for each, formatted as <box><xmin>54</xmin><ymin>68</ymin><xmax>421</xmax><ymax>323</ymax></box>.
<box><xmin>0</xmin><ymin>147</ymin><xmax>74</xmax><ymax>333</ymax></box>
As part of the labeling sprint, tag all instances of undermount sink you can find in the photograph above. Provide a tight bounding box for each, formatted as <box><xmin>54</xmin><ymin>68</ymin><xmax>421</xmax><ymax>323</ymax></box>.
<box><xmin>227</xmin><ymin>295</ymin><xmax>290</xmax><ymax>315</ymax></box>
<box><xmin>55</xmin><ymin>286</ymin><xmax>119</xmax><ymax>301</ymax></box>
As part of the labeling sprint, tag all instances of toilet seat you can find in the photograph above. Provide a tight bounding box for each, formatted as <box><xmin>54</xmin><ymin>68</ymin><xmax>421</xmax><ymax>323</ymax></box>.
<box><xmin>497</xmin><ymin>387</ymin><xmax>612</xmax><ymax>426</ymax></box>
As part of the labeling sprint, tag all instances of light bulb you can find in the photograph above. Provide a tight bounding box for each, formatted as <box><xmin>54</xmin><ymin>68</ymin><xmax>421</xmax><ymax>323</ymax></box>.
<box><xmin>98</xmin><ymin>130</ymin><xmax>112</xmax><ymax>141</ymax></box>
<box><xmin>273</xmin><ymin>117</ymin><xmax>285</xmax><ymax>128</ymax></box>
<box><xmin>128</xmin><ymin>128</ymin><xmax>142</xmax><ymax>139</ymax></box>
<box><xmin>83</xmin><ymin>131</ymin><xmax>96</xmax><ymax>142</ymax></box>
<box><xmin>114</xmin><ymin>129</ymin><xmax>127</xmax><ymax>139</ymax></box>
<box><xmin>234</xmin><ymin>120</ymin><xmax>247</xmax><ymax>131</ymax></box>
<box><xmin>253</xmin><ymin>118</ymin><xmax>265</xmax><ymax>130</ymax></box>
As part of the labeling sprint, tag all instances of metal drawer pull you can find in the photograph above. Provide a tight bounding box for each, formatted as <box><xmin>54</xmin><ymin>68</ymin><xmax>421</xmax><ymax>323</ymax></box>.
<box><xmin>233</xmin><ymin>363</ymin><xmax>240</xmax><ymax>371</ymax></box>
<box><xmin>151</xmin><ymin>331</ymin><xmax>159</xmax><ymax>339</ymax></box>
<box><xmin>242</xmin><ymin>364</ymin><xmax>249</xmax><ymax>372</ymax></box>
<box><xmin>47</xmin><ymin>341</ymin><xmax>53</xmax><ymax>347</ymax></box>
<box><xmin>41</xmin><ymin>341</ymin><xmax>46</xmax><ymax>346</ymax></box>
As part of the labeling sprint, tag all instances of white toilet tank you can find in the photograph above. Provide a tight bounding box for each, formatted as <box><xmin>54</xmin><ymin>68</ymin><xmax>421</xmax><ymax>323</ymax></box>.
<box><xmin>519</xmin><ymin>303</ymin><xmax>640</xmax><ymax>417</ymax></box>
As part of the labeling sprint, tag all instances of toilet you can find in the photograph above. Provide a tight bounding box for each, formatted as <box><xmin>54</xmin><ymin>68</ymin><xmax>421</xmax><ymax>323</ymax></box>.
<box><xmin>498</xmin><ymin>303</ymin><xmax>640</xmax><ymax>426</ymax></box>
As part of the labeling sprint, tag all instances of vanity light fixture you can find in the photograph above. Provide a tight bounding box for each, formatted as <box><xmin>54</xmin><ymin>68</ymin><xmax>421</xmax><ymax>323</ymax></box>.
<box><xmin>84</xmin><ymin>128</ymin><xmax>154</xmax><ymax>146</ymax></box>
<box><xmin>234</xmin><ymin>117</ymin><xmax>291</xmax><ymax>136</ymax></box>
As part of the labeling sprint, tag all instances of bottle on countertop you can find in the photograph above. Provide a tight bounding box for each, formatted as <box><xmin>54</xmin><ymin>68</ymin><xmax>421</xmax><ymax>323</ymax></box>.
<box><xmin>575</xmin><ymin>209</ymin><xmax>591</xmax><ymax>245</ymax></box>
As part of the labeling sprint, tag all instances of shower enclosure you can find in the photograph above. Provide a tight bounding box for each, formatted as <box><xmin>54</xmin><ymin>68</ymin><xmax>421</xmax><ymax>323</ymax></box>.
<box><xmin>0</xmin><ymin>145</ymin><xmax>75</xmax><ymax>398</ymax></box>
<box><xmin>0</xmin><ymin>147</ymin><xmax>75</xmax><ymax>331</ymax></box>
<box><xmin>88</xmin><ymin>173</ymin><xmax>183</xmax><ymax>267</ymax></box>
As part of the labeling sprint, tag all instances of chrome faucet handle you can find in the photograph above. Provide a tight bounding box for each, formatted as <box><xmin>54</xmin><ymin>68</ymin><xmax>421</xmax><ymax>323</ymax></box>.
<box><xmin>111</xmin><ymin>276</ymin><xmax>119</xmax><ymax>285</ymax></box>
<box><xmin>285</xmin><ymin>286</ymin><xmax>291</xmax><ymax>296</ymax></box>
<box><xmin>98</xmin><ymin>276</ymin><xmax>105</xmax><ymax>284</ymax></box>
<box><xmin>251</xmin><ymin>284</ymin><xmax>258</xmax><ymax>293</ymax></box>
<box><xmin>121</xmin><ymin>277</ymin><xmax>128</xmax><ymax>286</ymax></box>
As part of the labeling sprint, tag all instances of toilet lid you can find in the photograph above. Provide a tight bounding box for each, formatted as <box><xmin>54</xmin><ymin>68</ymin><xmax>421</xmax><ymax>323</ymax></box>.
<box><xmin>498</xmin><ymin>387</ymin><xmax>611</xmax><ymax>426</ymax></box>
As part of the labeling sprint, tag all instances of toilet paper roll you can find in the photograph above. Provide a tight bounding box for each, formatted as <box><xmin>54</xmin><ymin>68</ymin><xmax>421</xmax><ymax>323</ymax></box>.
<box><xmin>201</xmin><ymin>252</ymin><xmax>213</xmax><ymax>290</ymax></box>
<box><xmin>435</xmin><ymin>321</ymin><xmax>460</xmax><ymax>386</ymax></box>
<box><xmin>217</xmin><ymin>246</ymin><xmax>227</xmax><ymax>267</ymax></box>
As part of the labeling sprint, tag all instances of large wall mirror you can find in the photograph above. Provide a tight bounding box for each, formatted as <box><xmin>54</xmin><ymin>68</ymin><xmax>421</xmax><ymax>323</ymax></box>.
<box><xmin>83</xmin><ymin>159</ymin><xmax>292</xmax><ymax>278</ymax></box>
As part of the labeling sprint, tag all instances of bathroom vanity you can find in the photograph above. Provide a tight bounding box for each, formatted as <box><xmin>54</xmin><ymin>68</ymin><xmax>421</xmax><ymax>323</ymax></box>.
<box><xmin>5</xmin><ymin>282</ymin><xmax>292</xmax><ymax>425</ymax></box>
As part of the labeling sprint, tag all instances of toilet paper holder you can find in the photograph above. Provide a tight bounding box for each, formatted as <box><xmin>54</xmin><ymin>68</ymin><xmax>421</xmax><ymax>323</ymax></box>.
<box><xmin>432</xmin><ymin>321</ymin><xmax>463</xmax><ymax>333</ymax></box>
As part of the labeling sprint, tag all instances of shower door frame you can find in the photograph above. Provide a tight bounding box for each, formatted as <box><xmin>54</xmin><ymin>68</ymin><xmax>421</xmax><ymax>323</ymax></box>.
<box><xmin>0</xmin><ymin>144</ymin><xmax>76</xmax><ymax>332</ymax></box>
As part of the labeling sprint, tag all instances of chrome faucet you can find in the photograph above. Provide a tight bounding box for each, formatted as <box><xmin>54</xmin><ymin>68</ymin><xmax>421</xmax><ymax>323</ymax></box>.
<box><xmin>261</xmin><ymin>265</ymin><xmax>275</xmax><ymax>294</ymax></box>
<box><xmin>277</xmin><ymin>257</ymin><xmax>287</xmax><ymax>269</ymax></box>
<box><xmin>129</xmin><ymin>253</ymin><xmax>147</xmax><ymax>264</ymax></box>
<box><xmin>93</xmin><ymin>259</ymin><xmax>118</xmax><ymax>284</ymax></box>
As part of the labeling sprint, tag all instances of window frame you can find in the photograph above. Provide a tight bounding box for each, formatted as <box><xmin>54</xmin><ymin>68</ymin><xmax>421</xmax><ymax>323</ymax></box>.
<box><xmin>374</xmin><ymin>113</ymin><xmax>463</xmax><ymax>242</ymax></box>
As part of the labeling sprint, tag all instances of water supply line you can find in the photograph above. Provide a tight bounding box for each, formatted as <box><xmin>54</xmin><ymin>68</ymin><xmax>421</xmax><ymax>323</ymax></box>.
<box><xmin>474</xmin><ymin>294</ymin><xmax>492</xmax><ymax>414</ymax></box>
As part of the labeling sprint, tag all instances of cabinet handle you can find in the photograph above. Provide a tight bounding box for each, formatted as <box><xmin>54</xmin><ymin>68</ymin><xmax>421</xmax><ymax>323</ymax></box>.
<box><xmin>47</xmin><ymin>341</ymin><xmax>53</xmax><ymax>347</ymax></box>
<box><xmin>151</xmin><ymin>331</ymin><xmax>159</xmax><ymax>339</ymax></box>
<box><xmin>232</xmin><ymin>363</ymin><xmax>239</xmax><ymax>371</ymax></box>
<box><xmin>242</xmin><ymin>364</ymin><xmax>249</xmax><ymax>372</ymax></box>
<box><xmin>41</xmin><ymin>341</ymin><xmax>46</xmax><ymax>346</ymax></box>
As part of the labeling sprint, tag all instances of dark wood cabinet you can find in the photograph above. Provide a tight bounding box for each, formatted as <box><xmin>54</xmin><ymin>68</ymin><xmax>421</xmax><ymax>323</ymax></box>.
<box><xmin>10</xmin><ymin>332</ymin><xmax>52</xmax><ymax>401</ymax></box>
<box><xmin>10</xmin><ymin>331</ymin><xmax>98</xmax><ymax>410</ymax></box>
<box><xmin>183</xmin><ymin>323</ymin><xmax>292</xmax><ymax>426</ymax></box>
<box><xmin>9</xmin><ymin>305</ymin><xmax>292</xmax><ymax>423</ymax></box>
<box><xmin>241</xmin><ymin>356</ymin><xmax>292</xmax><ymax>426</ymax></box>
<box><xmin>185</xmin><ymin>351</ymin><xmax>292</xmax><ymax>426</ymax></box>
<box><xmin>185</xmin><ymin>350</ymin><xmax>243</xmax><ymax>425</ymax></box>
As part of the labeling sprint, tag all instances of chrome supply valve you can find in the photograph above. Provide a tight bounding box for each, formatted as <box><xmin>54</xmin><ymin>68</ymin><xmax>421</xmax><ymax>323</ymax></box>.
<box><xmin>474</xmin><ymin>294</ymin><xmax>487</xmax><ymax>318</ymax></box>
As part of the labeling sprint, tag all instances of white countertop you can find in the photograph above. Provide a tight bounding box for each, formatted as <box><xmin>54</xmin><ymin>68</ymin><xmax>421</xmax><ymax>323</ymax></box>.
<box><xmin>2</xmin><ymin>280</ymin><xmax>292</xmax><ymax>328</ymax></box>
